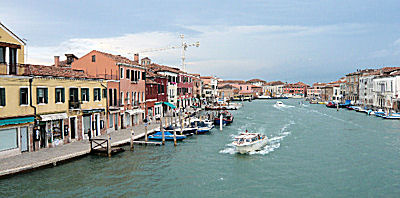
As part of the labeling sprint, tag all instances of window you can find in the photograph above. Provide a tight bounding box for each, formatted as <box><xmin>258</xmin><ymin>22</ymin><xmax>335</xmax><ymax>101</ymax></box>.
<box><xmin>138</xmin><ymin>92</ymin><xmax>140</xmax><ymax>103</ymax></box>
<box><xmin>55</xmin><ymin>88</ymin><xmax>65</xmax><ymax>103</ymax></box>
<box><xmin>120</xmin><ymin>68</ymin><xmax>124</xmax><ymax>79</ymax></box>
<box><xmin>103</xmin><ymin>88</ymin><xmax>107</xmax><ymax>99</ymax></box>
<box><xmin>92</xmin><ymin>55</ymin><xmax>96</xmax><ymax>62</ymax></box>
<box><xmin>113</xmin><ymin>89</ymin><xmax>117</xmax><ymax>106</ymax></box>
<box><xmin>94</xmin><ymin>88</ymin><xmax>101</xmax><ymax>101</ymax></box>
<box><xmin>120</xmin><ymin>92</ymin><xmax>124</xmax><ymax>105</ymax></box>
<box><xmin>37</xmin><ymin>88</ymin><xmax>48</xmax><ymax>104</ymax></box>
<box><xmin>142</xmin><ymin>72</ymin><xmax>146</xmax><ymax>80</ymax></box>
<box><xmin>0</xmin><ymin>128</ymin><xmax>18</xmax><ymax>151</ymax></box>
<box><xmin>19</xmin><ymin>88</ymin><xmax>28</xmax><ymax>105</ymax></box>
<box><xmin>126</xmin><ymin>69</ymin><xmax>130</xmax><ymax>79</ymax></box>
<box><xmin>131</xmin><ymin>70</ymin><xmax>134</xmax><ymax>82</ymax></box>
<box><xmin>109</xmin><ymin>89</ymin><xmax>113</xmax><ymax>106</ymax></box>
<box><xmin>0</xmin><ymin>88</ymin><xmax>5</xmax><ymax>106</ymax></box>
<box><xmin>126</xmin><ymin>92</ymin><xmax>130</xmax><ymax>104</ymax></box>
<box><xmin>138</xmin><ymin>71</ymin><xmax>141</xmax><ymax>80</ymax></box>
<box><xmin>81</xmin><ymin>88</ymin><xmax>89</xmax><ymax>102</ymax></box>
<box><xmin>132</xmin><ymin>92</ymin><xmax>134</xmax><ymax>104</ymax></box>
<box><xmin>142</xmin><ymin>92</ymin><xmax>144</xmax><ymax>102</ymax></box>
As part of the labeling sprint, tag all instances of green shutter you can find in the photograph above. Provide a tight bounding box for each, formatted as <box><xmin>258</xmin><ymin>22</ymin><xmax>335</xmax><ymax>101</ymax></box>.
<box><xmin>61</xmin><ymin>88</ymin><xmax>65</xmax><ymax>103</ymax></box>
<box><xmin>44</xmin><ymin>88</ymin><xmax>48</xmax><ymax>103</ymax></box>
<box><xmin>0</xmin><ymin>88</ymin><xmax>5</xmax><ymax>106</ymax></box>
<box><xmin>20</xmin><ymin>88</ymin><xmax>23</xmax><ymax>105</ymax></box>
<box><xmin>36</xmin><ymin>88</ymin><xmax>39</xmax><ymax>104</ymax></box>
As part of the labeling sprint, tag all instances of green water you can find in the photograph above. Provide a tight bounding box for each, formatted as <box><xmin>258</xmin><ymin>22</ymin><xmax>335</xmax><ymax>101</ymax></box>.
<box><xmin>1</xmin><ymin>99</ymin><xmax>400</xmax><ymax>197</ymax></box>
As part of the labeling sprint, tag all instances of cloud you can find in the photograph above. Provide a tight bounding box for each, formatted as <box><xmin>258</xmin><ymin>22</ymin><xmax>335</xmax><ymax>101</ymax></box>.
<box><xmin>27</xmin><ymin>23</ymin><xmax>371</xmax><ymax>82</ymax></box>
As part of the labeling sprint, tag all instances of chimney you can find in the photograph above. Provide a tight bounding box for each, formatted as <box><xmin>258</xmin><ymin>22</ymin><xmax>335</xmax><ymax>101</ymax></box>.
<box><xmin>134</xmin><ymin>53</ymin><xmax>139</xmax><ymax>63</ymax></box>
<box><xmin>54</xmin><ymin>56</ymin><xmax>60</xmax><ymax>67</ymax></box>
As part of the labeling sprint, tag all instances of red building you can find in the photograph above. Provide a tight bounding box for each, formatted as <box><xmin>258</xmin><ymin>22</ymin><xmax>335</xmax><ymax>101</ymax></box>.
<box><xmin>71</xmin><ymin>50</ymin><xmax>146</xmax><ymax>131</ymax></box>
<box><xmin>145</xmin><ymin>70</ymin><xmax>168</xmax><ymax>118</ymax></box>
<box><xmin>283</xmin><ymin>82</ymin><xmax>309</xmax><ymax>96</ymax></box>
<box><xmin>177</xmin><ymin>72</ymin><xmax>194</xmax><ymax>109</ymax></box>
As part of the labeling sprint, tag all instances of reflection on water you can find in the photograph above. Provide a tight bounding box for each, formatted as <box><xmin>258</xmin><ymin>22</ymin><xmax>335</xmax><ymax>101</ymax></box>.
<box><xmin>1</xmin><ymin>99</ymin><xmax>400</xmax><ymax>197</ymax></box>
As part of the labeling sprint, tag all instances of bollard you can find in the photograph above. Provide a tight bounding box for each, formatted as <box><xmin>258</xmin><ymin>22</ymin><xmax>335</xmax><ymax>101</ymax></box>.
<box><xmin>130</xmin><ymin>129</ymin><xmax>135</xmax><ymax>151</ymax></box>
<box><xmin>160</xmin><ymin>119</ymin><xmax>165</xmax><ymax>145</ymax></box>
<box><xmin>220</xmin><ymin>114</ymin><xmax>223</xmax><ymax>131</ymax></box>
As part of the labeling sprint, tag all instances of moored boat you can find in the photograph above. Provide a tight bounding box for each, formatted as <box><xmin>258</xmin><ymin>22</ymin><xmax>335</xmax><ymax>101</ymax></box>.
<box><xmin>232</xmin><ymin>132</ymin><xmax>268</xmax><ymax>154</ymax></box>
<box><xmin>148</xmin><ymin>131</ymin><xmax>186</xmax><ymax>141</ymax></box>
<box><xmin>214</xmin><ymin>111</ymin><xmax>234</xmax><ymax>125</ymax></box>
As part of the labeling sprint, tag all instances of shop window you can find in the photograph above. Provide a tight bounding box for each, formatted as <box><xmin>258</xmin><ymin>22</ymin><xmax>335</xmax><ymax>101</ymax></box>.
<box><xmin>81</xmin><ymin>88</ymin><xmax>89</xmax><ymax>102</ymax></box>
<box><xmin>37</xmin><ymin>87</ymin><xmax>48</xmax><ymax>104</ymax></box>
<box><xmin>93</xmin><ymin>88</ymin><xmax>101</xmax><ymax>101</ymax></box>
<box><xmin>55</xmin><ymin>88</ymin><xmax>65</xmax><ymax>103</ymax></box>
<box><xmin>0</xmin><ymin>88</ymin><xmax>5</xmax><ymax>106</ymax></box>
<box><xmin>0</xmin><ymin>128</ymin><xmax>18</xmax><ymax>151</ymax></box>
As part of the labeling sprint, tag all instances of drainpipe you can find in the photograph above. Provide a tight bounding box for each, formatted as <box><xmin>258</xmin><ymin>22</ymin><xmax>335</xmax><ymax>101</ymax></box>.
<box><xmin>29</xmin><ymin>77</ymin><xmax>37</xmax><ymax>151</ymax></box>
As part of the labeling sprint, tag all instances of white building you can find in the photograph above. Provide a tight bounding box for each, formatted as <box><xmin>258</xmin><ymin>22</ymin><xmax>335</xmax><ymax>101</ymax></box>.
<box><xmin>359</xmin><ymin>74</ymin><xmax>377</xmax><ymax>107</ymax></box>
<box><xmin>263</xmin><ymin>81</ymin><xmax>285</xmax><ymax>96</ymax></box>
<box><xmin>372</xmin><ymin>76</ymin><xmax>396</xmax><ymax>109</ymax></box>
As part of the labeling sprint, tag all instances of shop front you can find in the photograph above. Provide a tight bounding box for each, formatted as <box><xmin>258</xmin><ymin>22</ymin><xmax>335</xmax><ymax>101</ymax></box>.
<box><xmin>126</xmin><ymin>109</ymin><xmax>145</xmax><ymax>126</ymax></box>
<box><xmin>38</xmin><ymin>113</ymin><xmax>68</xmax><ymax>148</ymax></box>
<box><xmin>0</xmin><ymin>116</ymin><xmax>34</xmax><ymax>158</ymax></box>
<box><xmin>82</xmin><ymin>109</ymin><xmax>105</xmax><ymax>139</ymax></box>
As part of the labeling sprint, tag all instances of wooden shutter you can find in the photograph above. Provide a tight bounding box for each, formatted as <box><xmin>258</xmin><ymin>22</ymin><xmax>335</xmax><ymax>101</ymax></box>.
<box><xmin>44</xmin><ymin>88</ymin><xmax>48</xmax><ymax>103</ymax></box>
<box><xmin>61</xmin><ymin>88</ymin><xmax>65</xmax><ymax>103</ymax></box>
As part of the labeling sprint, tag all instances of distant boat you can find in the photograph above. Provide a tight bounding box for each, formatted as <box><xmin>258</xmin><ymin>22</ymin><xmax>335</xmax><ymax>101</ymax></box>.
<box><xmin>381</xmin><ymin>114</ymin><xmax>400</xmax><ymax>120</ymax></box>
<box><xmin>232</xmin><ymin>132</ymin><xmax>268</xmax><ymax>154</ymax></box>
<box><xmin>191</xmin><ymin>121</ymin><xmax>213</xmax><ymax>134</ymax></box>
<box><xmin>164</xmin><ymin>125</ymin><xmax>197</xmax><ymax>136</ymax></box>
<box><xmin>214</xmin><ymin>111</ymin><xmax>234</xmax><ymax>125</ymax></box>
<box><xmin>275</xmin><ymin>101</ymin><xmax>284</xmax><ymax>107</ymax></box>
<box><xmin>326</xmin><ymin>102</ymin><xmax>336</xmax><ymax>108</ymax></box>
<box><xmin>149</xmin><ymin>131</ymin><xmax>186</xmax><ymax>141</ymax></box>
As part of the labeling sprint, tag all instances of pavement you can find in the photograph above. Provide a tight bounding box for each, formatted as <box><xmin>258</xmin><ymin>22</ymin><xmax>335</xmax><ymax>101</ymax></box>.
<box><xmin>0</xmin><ymin>120</ymin><xmax>170</xmax><ymax>178</ymax></box>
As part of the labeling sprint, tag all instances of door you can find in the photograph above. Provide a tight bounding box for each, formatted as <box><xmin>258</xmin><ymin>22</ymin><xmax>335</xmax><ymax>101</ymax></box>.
<box><xmin>70</xmin><ymin>117</ymin><xmax>76</xmax><ymax>139</ymax></box>
<box><xmin>83</xmin><ymin>115</ymin><xmax>91</xmax><ymax>139</ymax></box>
<box><xmin>20</xmin><ymin>127</ymin><xmax>28</xmax><ymax>152</ymax></box>
<box><xmin>114</xmin><ymin>114</ymin><xmax>118</xmax><ymax>130</ymax></box>
<box><xmin>39</xmin><ymin>122</ymin><xmax>46</xmax><ymax>148</ymax></box>
<box><xmin>95</xmin><ymin>114</ymin><xmax>100</xmax><ymax>136</ymax></box>
<box><xmin>120</xmin><ymin>114</ymin><xmax>124</xmax><ymax>129</ymax></box>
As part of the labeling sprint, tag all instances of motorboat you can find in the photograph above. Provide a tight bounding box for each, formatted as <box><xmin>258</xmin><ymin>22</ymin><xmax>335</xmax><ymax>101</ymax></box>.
<box><xmin>164</xmin><ymin>125</ymin><xmax>197</xmax><ymax>136</ymax></box>
<box><xmin>275</xmin><ymin>101</ymin><xmax>285</xmax><ymax>107</ymax></box>
<box><xmin>190</xmin><ymin>121</ymin><xmax>213</xmax><ymax>134</ymax></box>
<box><xmin>232</xmin><ymin>132</ymin><xmax>268</xmax><ymax>154</ymax></box>
<box><xmin>214</xmin><ymin>111</ymin><xmax>234</xmax><ymax>125</ymax></box>
<box><xmin>382</xmin><ymin>114</ymin><xmax>400</xmax><ymax>120</ymax></box>
<box><xmin>326</xmin><ymin>102</ymin><xmax>337</xmax><ymax>108</ymax></box>
<box><xmin>149</xmin><ymin>131</ymin><xmax>186</xmax><ymax>141</ymax></box>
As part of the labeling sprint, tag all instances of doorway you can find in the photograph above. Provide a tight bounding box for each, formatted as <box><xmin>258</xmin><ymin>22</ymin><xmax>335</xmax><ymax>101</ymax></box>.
<box><xmin>20</xmin><ymin>127</ymin><xmax>28</xmax><ymax>152</ymax></box>
<box><xmin>70</xmin><ymin>117</ymin><xmax>76</xmax><ymax>139</ymax></box>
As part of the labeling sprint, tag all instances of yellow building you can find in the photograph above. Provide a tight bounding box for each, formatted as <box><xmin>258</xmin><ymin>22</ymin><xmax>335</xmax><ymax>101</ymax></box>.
<box><xmin>0</xmin><ymin>62</ymin><xmax>108</xmax><ymax>158</ymax></box>
<box><xmin>0</xmin><ymin>22</ymin><xmax>25</xmax><ymax>74</ymax></box>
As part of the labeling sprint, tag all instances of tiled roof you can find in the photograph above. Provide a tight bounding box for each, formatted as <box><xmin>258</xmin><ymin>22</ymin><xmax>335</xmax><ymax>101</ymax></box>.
<box><xmin>220</xmin><ymin>80</ymin><xmax>246</xmax><ymax>84</ymax></box>
<box><xmin>94</xmin><ymin>50</ymin><xmax>139</xmax><ymax>66</ymax></box>
<box><xmin>146</xmin><ymin>63</ymin><xmax>181</xmax><ymax>74</ymax></box>
<box><xmin>247</xmin><ymin>78</ymin><xmax>266</xmax><ymax>83</ymax></box>
<box><xmin>266</xmin><ymin>81</ymin><xmax>285</xmax><ymax>86</ymax></box>
<box><xmin>200</xmin><ymin>76</ymin><xmax>213</xmax><ymax>79</ymax></box>
<box><xmin>22</xmin><ymin>64</ymin><xmax>89</xmax><ymax>78</ymax></box>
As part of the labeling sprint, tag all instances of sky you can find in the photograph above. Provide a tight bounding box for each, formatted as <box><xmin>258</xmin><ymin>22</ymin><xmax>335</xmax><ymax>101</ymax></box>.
<box><xmin>1</xmin><ymin>0</ymin><xmax>400</xmax><ymax>84</ymax></box>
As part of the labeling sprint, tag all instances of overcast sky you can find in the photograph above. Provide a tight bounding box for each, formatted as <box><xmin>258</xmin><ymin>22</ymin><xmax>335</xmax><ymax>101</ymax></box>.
<box><xmin>2</xmin><ymin>0</ymin><xmax>400</xmax><ymax>84</ymax></box>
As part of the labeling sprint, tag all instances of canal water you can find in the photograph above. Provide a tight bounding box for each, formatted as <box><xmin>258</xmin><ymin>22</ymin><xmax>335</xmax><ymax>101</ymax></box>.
<box><xmin>1</xmin><ymin>99</ymin><xmax>400</xmax><ymax>197</ymax></box>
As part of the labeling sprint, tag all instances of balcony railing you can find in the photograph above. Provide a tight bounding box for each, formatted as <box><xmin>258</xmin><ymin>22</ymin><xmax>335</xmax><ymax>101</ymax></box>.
<box><xmin>69</xmin><ymin>100</ymin><xmax>81</xmax><ymax>109</ymax></box>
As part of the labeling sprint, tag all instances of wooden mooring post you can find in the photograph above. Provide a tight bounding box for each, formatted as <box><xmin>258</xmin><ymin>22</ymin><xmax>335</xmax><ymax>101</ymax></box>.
<box><xmin>130</xmin><ymin>129</ymin><xmax>135</xmax><ymax>151</ymax></box>
<box><xmin>107</xmin><ymin>134</ymin><xmax>111</xmax><ymax>157</ymax></box>
<box><xmin>220</xmin><ymin>114</ymin><xmax>223</xmax><ymax>131</ymax></box>
<box><xmin>145</xmin><ymin>123</ymin><xmax>148</xmax><ymax>142</ymax></box>
<box><xmin>160</xmin><ymin>119</ymin><xmax>165</xmax><ymax>145</ymax></box>
<box><xmin>173</xmin><ymin>115</ymin><xmax>177</xmax><ymax>146</ymax></box>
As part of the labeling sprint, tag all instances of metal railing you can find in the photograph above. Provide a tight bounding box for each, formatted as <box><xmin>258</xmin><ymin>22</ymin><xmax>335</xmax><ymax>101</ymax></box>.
<box><xmin>69</xmin><ymin>100</ymin><xmax>81</xmax><ymax>109</ymax></box>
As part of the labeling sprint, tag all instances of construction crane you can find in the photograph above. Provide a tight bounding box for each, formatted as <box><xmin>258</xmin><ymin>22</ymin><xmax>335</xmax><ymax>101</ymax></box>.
<box><xmin>129</xmin><ymin>34</ymin><xmax>200</xmax><ymax>72</ymax></box>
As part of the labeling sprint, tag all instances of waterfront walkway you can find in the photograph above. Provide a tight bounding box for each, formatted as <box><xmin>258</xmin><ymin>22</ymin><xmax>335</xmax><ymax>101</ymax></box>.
<box><xmin>0</xmin><ymin>120</ymin><xmax>168</xmax><ymax>178</ymax></box>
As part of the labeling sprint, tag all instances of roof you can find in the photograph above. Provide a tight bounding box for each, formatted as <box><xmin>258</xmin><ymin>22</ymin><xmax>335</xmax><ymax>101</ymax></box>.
<box><xmin>247</xmin><ymin>78</ymin><xmax>266</xmax><ymax>83</ymax></box>
<box><xmin>145</xmin><ymin>78</ymin><xmax>157</xmax><ymax>84</ymax></box>
<box><xmin>200</xmin><ymin>76</ymin><xmax>213</xmax><ymax>79</ymax></box>
<box><xmin>218</xmin><ymin>84</ymin><xmax>238</xmax><ymax>89</ymax></box>
<box><xmin>22</xmin><ymin>64</ymin><xmax>90</xmax><ymax>78</ymax></box>
<box><xmin>265</xmin><ymin>81</ymin><xmax>285</xmax><ymax>86</ymax></box>
<box><xmin>146</xmin><ymin>63</ymin><xmax>181</xmax><ymax>74</ymax></box>
<box><xmin>93</xmin><ymin>50</ymin><xmax>140</xmax><ymax>66</ymax></box>
<box><xmin>220</xmin><ymin>80</ymin><xmax>246</xmax><ymax>84</ymax></box>
<box><xmin>0</xmin><ymin>22</ymin><xmax>26</xmax><ymax>45</ymax></box>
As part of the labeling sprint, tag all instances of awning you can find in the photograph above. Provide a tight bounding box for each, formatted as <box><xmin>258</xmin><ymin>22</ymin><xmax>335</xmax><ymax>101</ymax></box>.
<box><xmin>82</xmin><ymin>109</ymin><xmax>105</xmax><ymax>114</ymax></box>
<box><xmin>0</xmin><ymin>116</ymin><xmax>35</xmax><ymax>126</ymax></box>
<box><xmin>163</xmin><ymin>102</ymin><xmax>176</xmax><ymax>109</ymax></box>
<box><xmin>40</xmin><ymin>113</ymin><xmax>68</xmax><ymax>121</ymax></box>
<box><xmin>125</xmin><ymin>109</ymin><xmax>145</xmax><ymax>115</ymax></box>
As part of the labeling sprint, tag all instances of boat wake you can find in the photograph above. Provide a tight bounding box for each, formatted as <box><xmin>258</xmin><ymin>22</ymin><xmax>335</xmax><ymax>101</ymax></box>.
<box><xmin>219</xmin><ymin>121</ymin><xmax>295</xmax><ymax>155</ymax></box>
<box><xmin>273</xmin><ymin>104</ymin><xmax>295</xmax><ymax>110</ymax></box>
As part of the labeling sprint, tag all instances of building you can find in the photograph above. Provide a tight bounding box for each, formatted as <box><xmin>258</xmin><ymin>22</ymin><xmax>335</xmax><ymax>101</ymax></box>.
<box><xmin>177</xmin><ymin>72</ymin><xmax>194</xmax><ymax>109</ymax></box>
<box><xmin>217</xmin><ymin>84</ymin><xmax>239</xmax><ymax>101</ymax></box>
<box><xmin>145</xmin><ymin>70</ymin><xmax>168</xmax><ymax>119</ymax></box>
<box><xmin>71</xmin><ymin>50</ymin><xmax>146</xmax><ymax>131</ymax></box>
<box><xmin>283</xmin><ymin>82</ymin><xmax>309</xmax><ymax>97</ymax></box>
<box><xmin>264</xmin><ymin>81</ymin><xmax>285</xmax><ymax>97</ymax></box>
<box><xmin>200</xmin><ymin>76</ymin><xmax>218</xmax><ymax>102</ymax></box>
<box><xmin>345</xmin><ymin>69</ymin><xmax>376</xmax><ymax>104</ymax></box>
<box><xmin>246</xmin><ymin>79</ymin><xmax>266</xmax><ymax>87</ymax></box>
<box><xmin>306</xmin><ymin>83</ymin><xmax>326</xmax><ymax>99</ymax></box>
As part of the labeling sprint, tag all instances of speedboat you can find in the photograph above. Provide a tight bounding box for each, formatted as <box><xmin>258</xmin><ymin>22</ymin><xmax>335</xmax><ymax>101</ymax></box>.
<box><xmin>275</xmin><ymin>101</ymin><xmax>284</xmax><ymax>107</ymax></box>
<box><xmin>191</xmin><ymin>121</ymin><xmax>213</xmax><ymax>134</ymax></box>
<box><xmin>148</xmin><ymin>131</ymin><xmax>186</xmax><ymax>141</ymax></box>
<box><xmin>164</xmin><ymin>125</ymin><xmax>197</xmax><ymax>136</ymax></box>
<box><xmin>232</xmin><ymin>132</ymin><xmax>268</xmax><ymax>154</ymax></box>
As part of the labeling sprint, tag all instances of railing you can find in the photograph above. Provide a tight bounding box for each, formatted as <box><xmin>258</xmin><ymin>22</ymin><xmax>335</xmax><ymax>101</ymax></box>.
<box><xmin>69</xmin><ymin>100</ymin><xmax>81</xmax><ymax>109</ymax></box>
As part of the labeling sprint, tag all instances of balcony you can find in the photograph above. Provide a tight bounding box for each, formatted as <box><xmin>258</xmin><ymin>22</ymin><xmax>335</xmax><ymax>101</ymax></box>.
<box><xmin>69</xmin><ymin>100</ymin><xmax>81</xmax><ymax>110</ymax></box>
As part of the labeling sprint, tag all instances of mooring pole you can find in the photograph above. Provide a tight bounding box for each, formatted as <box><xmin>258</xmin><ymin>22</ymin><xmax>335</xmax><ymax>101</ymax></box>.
<box><xmin>220</xmin><ymin>114</ymin><xmax>223</xmax><ymax>131</ymax></box>
<box><xmin>107</xmin><ymin>134</ymin><xmax>111</xmax><ymax>157</ymax></box>
<box><xmin>145</xmin><ymin>124</ymin><xmax>148</xmax><ymax>142</ymax></box>
<box><xmin>173</xmin><ymin>117</ymin><xmax>177</xmax><ymax>146</ymax></box>
<box><xmin>179</xmin><ymin>114</ymin><xmax>184</xmax><ymax>135</ymax></box>
<box><xmin>160</xmin><ymin>119</ymin><xmax>165</xmax><ymax>145</ymax></box>
<box><xmin>130</xmin><ymin>129</ymin><xmax>135</xmax><ymax>151</ymax></box>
